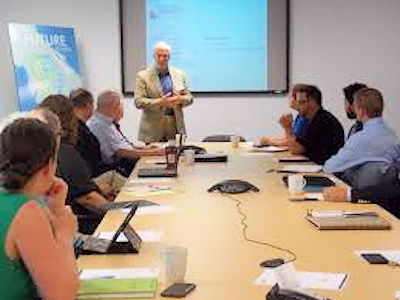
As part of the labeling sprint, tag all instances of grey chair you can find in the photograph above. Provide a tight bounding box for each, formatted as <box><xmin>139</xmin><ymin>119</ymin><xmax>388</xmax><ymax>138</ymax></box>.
<box><xmin>202</xmin><ymin>134</ymin><xmax>246</xmax><ymax>142</ymax></box>
<box><xmin>341</xmin><ymin>161</ymin><xmax>399</xmax><ymax>189</ymax></box>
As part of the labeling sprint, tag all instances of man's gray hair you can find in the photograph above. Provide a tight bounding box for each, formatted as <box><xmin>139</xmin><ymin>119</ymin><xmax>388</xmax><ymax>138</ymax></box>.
<box><xmin>154</xmin><ymin>41</ymin><xmax>172</xmax><ymax>54</ymax></box>
<box><xmin>354</xmin><ymin>88</ymin><xmax>384</xmax><ymax>118</ymax></box>
<box><xmin>97</xmin><ymin>90</ymin><xmax>121</xmax><ymax>109</ymax></box>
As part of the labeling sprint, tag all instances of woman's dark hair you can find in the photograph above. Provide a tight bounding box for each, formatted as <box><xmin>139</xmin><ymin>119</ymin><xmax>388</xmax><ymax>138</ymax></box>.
<box><xmin>0</xmin><ymin>118</ymin><xmax>57</xmax><ymax>191</ymax></box>
<box><xmin>39</xmin><ymin>94</ymin><xmax>78</xmax><ymax>145</ymax></box>
<box><xmin>70</xmin><ymin>88</ymin><xmax>94</xmax><ymax>108</ymax></box>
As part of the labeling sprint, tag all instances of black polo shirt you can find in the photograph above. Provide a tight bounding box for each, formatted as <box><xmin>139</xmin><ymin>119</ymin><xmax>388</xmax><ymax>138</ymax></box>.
<box><xmin>58</xmin><ymin>142</ymin><xmax>100</xmax><ymax>216</ymax></box>
<box><xmin>75</xmin><ymin>119</ymin><xmax>114</xmax><ymax>177</ymax></box>
<box><xmin>296</xmin><ymin>109</ymin><xmax>344</xmax><ymax>164</ymax></box>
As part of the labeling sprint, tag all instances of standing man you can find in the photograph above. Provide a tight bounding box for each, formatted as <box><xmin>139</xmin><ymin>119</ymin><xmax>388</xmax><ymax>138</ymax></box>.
<box><xmin>134</xmin><ymin>41</ymin><xmax>193</xmax><ymax>143</ymax></box>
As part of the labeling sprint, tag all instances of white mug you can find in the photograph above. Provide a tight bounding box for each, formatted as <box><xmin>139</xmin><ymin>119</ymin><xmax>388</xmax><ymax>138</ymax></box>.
<box><xmin>184</xmin><ymin>149</ymin><xmax>195</xmax><ymax>165</ymax></box>
<box><xmin>288</xmin><ymin>174</ymin><xmax>306</xmax><ymax>196</ymax></box>
<box><xmin>160</xmin><ymin>246</ymin><xmax>188</xmax><ymax>284</ymax></box>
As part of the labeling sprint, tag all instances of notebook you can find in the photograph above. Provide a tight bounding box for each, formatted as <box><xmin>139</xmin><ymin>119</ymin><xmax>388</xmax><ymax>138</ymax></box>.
<box><xmin>306</xmin><ymin>210</ymin><xmax>391</xmax><ymax>230</ymax></box>
<box><xmin>78</xmin><ymin>268</ymin><xmax>157</xmax><ymax>299</ymax></box>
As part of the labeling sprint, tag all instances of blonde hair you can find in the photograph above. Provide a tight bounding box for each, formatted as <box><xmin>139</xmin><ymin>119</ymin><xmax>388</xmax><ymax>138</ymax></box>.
<box><xmin>354</xmin><ymin>88</ymin><xmax>384</xmax><ymax>118</ymax></box>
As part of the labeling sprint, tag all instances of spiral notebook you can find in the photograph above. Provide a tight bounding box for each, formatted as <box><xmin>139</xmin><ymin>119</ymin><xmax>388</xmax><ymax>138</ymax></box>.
<box><xmin>306</xmin><ymin>210</ymin><xmax>391</xmax><ymax>230</ymax></box>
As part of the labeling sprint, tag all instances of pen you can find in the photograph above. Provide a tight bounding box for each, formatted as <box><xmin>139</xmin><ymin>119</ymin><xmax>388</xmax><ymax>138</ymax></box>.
<box><xmin>343</xmin><ymin>212</ymin><xmax>378</xmax><ymax>218</ymax></box>
<box><xmin>338</xmin><ymin>273</ymin><xmax>348</xmax><ymax>290</ymax></box>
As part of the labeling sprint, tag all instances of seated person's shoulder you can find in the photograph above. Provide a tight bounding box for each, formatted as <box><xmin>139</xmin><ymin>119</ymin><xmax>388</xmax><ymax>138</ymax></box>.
<box><xmin>318</xmin><ymin>109</ymin><xmax>342</xmax><ymax>127</ymax></box>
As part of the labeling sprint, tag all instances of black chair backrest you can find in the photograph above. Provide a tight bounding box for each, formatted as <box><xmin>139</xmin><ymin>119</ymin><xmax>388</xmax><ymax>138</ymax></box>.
<box><xmin>202</xmin><ymin>134</ymin><xmax>246</xmax><ymax>142</ymax></box>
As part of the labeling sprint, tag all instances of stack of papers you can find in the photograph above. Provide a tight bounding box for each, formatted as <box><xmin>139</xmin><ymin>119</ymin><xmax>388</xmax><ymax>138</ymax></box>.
<box><xmin>279</xmin><ymin>164</ymin><xmax>322</xmax><ymax>173</ymax></box>
<box><xmin>78</xmin><ymin>268</ymin><xmax>158</xmax><ymax>299</ymax></box>
<box><xmin>289</xmin><ymin>193</ymin><xmax>324</xmax><ymax>201</ymax></box>
<box><xmin>121</xmin><ymin>183</ymin><xmax>173</xmax><ymax>198</ymax></box>
<box><xmin>250</xmin><ymin>146</ymin><xmax>289</xmax><ymax>153</ymax></box>
<box><xmin>255</xmin><ymin>268</ymin><xmax>348</xmax><ymax>290</ymax></box>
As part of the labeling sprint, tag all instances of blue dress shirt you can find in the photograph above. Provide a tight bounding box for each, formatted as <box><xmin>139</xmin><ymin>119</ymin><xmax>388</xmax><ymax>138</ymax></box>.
<box><xmin>157</xmin><ymin>68</ymin><xmax>174</xmax><ymax>115</ymax></box>
<box><xmin>291</xmin><ymin>115</ymin><xmax>308</xmax><ymax>138</ymax></box>
<box><xmin>87</xmin><ymin>112</ymin><xmax>133</xmax><ymax>163</ymax></box>
<box><xmin>323</xmin><ymin>117</ymin><xmax>400</xmax><ymax>173</ymax></box>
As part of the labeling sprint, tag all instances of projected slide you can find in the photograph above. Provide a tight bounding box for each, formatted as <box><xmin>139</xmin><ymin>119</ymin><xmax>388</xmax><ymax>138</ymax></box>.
<box><xmin>146</xmin><ymin>0</ymin><xmax>268</xmax><ymax>92</ymax></box>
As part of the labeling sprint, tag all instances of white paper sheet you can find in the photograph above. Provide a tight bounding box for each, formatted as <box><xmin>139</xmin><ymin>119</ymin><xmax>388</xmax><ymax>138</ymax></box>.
<box><xmin>280</xmin><ymin>164</ymin><xmax>322</xmax><ymax>173</ymax></box>
<box><xmin>249</xmin><ymin>146</ymin><xmax>289</xmax><ymax>153</ymax></box>
<box><xmin>395</xmin><ymin>291</ymin><xmax>400</xmax><ymax>299</ymax></box>
<box><xmin>120</xmin><ymin>205</ymin><xmax>175</xmax><ymax>215</ymax></box>
<box><xmin>309</xmin><ymin>210</ymin><xmax>345</xmax><ymax>218</ymax></box>
<box><xmin>98</xmin><ymin>229</ymin><xmax>162</xmax><ymax>242</ymax></box>
<box><xmin>255</xmin><ymin>269</ymin><xmax>348</xmax><ymax>290</ymax></box>
<box><xmin>305</xmin><ymin>193</ymin><xmax>324</xmax><ymax>200</ymax></box>
<box><xmin>355</xmin><ymin>249</ymin><xmax>400</xmax><ymax>263</ymax></box>
<box><xmin>120</xmin><ymin>183</ymin><xmax>173</xmax><ymax>198</ymax></box>
<box><xmin>128</xmin><ymin>178</ymin><xmax>174</xmax><ymax>184</ymax></box>
<box><xmin>79</xmin><ymin>268</ymin><xmax>159</xmax><ymax>280</ymax></box>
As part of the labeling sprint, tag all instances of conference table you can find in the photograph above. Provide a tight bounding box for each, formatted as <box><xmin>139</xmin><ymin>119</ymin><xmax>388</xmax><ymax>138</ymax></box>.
<box><xmin>78</xmin><ymin>142</ymin><xmax>400</xmax><ymax>300</ymax></box>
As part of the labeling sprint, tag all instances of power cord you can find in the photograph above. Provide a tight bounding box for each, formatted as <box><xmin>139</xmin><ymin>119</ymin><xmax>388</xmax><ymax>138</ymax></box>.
<box><xmin>222</xmin><ymin>193</ymin><xmax>297</xmax><ymax>264</ymax></box>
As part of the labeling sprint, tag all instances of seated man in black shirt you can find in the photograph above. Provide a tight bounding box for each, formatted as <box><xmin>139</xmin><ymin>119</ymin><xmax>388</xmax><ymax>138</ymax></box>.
<box><xmin>282</xmin><ymin>84</ymin><xmax>345</xmax><ymax>164</ymax></box>
<box><xmin>70</xmin><ymin>88</ymin><xmax>126</xmax><ymax>193</ymax></box>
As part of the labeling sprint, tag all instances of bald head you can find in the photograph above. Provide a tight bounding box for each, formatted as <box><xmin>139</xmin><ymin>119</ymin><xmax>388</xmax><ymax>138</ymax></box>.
<box><xmin>97</xmin><ymin>90</ymin><xmax>123</xmax><ymax>121</ymax></box>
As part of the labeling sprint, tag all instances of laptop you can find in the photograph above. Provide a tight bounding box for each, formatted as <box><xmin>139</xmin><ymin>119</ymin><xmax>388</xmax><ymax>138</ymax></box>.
<box><xmin>75</xmin><ymin>205</ymin><xmax>142</xmax><ymax>255</ymax></box>
<box><xmin>137</xmin><ymin>137</ymin><xmax>183</xmax><ymax>178</ymax></box>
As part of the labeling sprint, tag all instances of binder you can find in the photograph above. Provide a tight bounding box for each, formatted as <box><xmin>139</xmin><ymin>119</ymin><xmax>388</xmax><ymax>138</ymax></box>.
<box><xmin>306</xmin><ymin>211</ymin><xmax>391</xmax><ymax>230</ymax></box>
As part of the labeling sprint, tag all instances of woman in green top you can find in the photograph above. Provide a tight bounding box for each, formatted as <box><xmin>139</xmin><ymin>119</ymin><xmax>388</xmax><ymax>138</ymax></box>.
<box><xmin>0</xmin><ymin>117</ymin><xmax>78</xmax><ymax>299</ymax></box>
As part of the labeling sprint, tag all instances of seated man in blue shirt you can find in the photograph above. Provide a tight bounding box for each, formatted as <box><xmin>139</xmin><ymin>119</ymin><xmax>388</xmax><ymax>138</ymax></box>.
<box><xmin>323</xmin><ymin>88</ymin><xmax>400</xmax><ymax>185</ymax></box>
<box><xmin>259</xmin><ymin>84</ymin><xmax>309</xmax><ymax>146</ymax></box>
<box><xmin>88</xmin><ymin>90</ymin><xmax>164</xmax><ymax>176</ymax></box>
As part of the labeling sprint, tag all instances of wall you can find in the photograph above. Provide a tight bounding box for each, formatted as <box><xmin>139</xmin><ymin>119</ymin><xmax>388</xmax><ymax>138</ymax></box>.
<box><xmin>1</xmin><ymin>0</ymin><xmax>400</xmax><ymax>142</ymax></box>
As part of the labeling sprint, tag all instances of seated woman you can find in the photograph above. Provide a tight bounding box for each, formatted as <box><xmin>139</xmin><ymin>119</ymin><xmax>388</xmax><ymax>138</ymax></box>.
<box><xmin>0</xmin><ymin>118</ymin><xmax>78</xmax><ymax>299</ymax></box>
<box><xmin>38</xmin><ymin>95</ymin><xmax>113</xmax><ymax>234</ymax></box>
<box><xmin>259</xmin><ymin>84</ymin><xmax>309</xmax><ymax>146</ymax></box>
